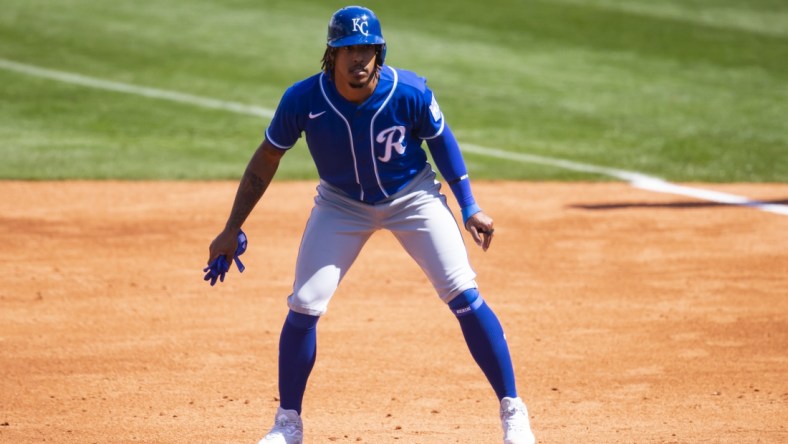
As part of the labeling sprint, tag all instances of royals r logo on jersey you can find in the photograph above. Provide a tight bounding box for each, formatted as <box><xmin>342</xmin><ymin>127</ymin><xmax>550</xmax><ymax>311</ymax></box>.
<box><xmin>376</xmin><ymin>126</ymin><xmax>407</xmax><ymax>162</ymax></box>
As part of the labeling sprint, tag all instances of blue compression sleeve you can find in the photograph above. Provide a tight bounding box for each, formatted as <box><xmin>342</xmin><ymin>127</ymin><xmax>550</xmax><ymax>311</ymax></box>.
<box><xmin>448</xmin><ymin>289</ymin><xmax>518</xmax><ymax>400</ymax></box>
<box><xmin>278</xmin><ymin>310</ymin><xmax>319</xmax><ymax>414</ymax></box>
<box><xmin>426</xmin><ymin>125</ymin><xmax>481</xmax><ymax>224</ymax></box>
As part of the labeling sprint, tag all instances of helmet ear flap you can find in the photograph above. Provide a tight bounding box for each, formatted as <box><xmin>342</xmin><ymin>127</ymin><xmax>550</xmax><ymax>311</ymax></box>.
<box><xmin>377</xmin><ymin>44</ymin><xmax>387</xmax><ymax>66</ymax></box>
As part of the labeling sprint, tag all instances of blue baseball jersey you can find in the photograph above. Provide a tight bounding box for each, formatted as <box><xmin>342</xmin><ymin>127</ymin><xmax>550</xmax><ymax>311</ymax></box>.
<box><xmin>265</xmin><ymin>65</ymin><xmax>445</xmax><ymax>203</ymax></box>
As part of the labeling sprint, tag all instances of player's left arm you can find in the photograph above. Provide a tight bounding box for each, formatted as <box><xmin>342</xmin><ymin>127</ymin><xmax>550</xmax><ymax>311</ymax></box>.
<box><xmin>426</xmin><ymin>124</ymin><xmax>494</xmax><ymax>251</ymax></box>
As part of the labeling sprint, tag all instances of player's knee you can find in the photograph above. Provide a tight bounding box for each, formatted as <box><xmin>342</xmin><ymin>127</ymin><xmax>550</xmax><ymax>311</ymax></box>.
<box><xmin>448</xmin><ymin>288</ymin><xmax>484</xmax><ymax>317</ymax></box>
<box><xmin>285</xmin><ymin>309</ymin><xmax>320</xmax><ymax>330</ymax></box>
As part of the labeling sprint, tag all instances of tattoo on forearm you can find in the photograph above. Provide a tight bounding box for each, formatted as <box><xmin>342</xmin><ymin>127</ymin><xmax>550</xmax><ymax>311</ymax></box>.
<box><xmin>227</xmin><ymin>170</ymin><xmax>268</xmax><ymax>229</ymax></box>
<box><xmin>244</xmin><ymin>169</ymin><xmax>268</xmax><ymax>196</ymax></box>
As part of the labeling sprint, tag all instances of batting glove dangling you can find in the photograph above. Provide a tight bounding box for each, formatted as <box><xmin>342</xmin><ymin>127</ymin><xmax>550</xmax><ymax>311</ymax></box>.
<box><xmin>203</xmin><ymin>230</ymin><xmax>247</xmax><ymax>286</ymax></box>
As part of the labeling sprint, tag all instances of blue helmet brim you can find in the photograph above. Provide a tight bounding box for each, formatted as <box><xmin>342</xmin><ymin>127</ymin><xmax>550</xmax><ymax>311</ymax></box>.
<box><xmin>328</xmin><ymin>34</ymin><xmax>386</xmax><ymax>48</ymax></box>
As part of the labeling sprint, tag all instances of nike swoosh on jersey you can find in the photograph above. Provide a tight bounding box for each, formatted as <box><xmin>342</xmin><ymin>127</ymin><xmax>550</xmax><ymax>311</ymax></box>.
<box><xmin>308</xmin><ymin>110</ymin><xmax>327</xmax><ymax>119</ymax></box>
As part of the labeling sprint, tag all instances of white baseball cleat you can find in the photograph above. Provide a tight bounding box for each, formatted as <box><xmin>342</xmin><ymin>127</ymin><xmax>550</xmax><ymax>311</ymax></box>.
<box><xmin>500</xmin><ymin>396</ymin><xmax>536</xmax><ymax>444</ymax></box>
<box><xmin>258</xmin><ymin>407</ymin><xmax>303</xmax><ymax>444</ymax></box>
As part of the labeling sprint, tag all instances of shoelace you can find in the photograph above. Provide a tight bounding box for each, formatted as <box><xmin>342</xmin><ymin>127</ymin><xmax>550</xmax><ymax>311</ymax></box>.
<box><xmin>274</xmin><ymin>416</ymin><xmax>303</xmax><ymax>436</ymax></box>
<box><xmin>501</xmin><ymin>405</ymin><xmax>528</xmax><ymax>432</ymax></box>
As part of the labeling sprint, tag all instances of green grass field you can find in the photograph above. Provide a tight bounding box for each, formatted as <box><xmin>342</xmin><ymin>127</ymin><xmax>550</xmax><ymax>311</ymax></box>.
<box><xmin>1</xmin><ymin>0</ymin><xmax>786</xmax><ymax>181</ymax></box>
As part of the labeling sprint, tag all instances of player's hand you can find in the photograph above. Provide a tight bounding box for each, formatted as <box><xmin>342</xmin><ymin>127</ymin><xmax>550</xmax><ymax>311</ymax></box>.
<box><xmin>465</xmin><ymin>211</ymin><xmax>494</xmax><ymax>252</ymax></box>
<box><xmin>205</xmin><ymin>229</ymin><xmax>247</xmax><ymax>286</ymax></box>
<box><xmin>208</xmin><ymin>228</ymin><xmax>239</xmax><ymax>266</ymax></box>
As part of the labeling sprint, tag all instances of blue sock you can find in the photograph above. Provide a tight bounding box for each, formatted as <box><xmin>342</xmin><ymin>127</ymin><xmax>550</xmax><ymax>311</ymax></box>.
<box><xmin>278</xmin><ymin>310</ymin><xmax>320</xmax><ymax>414</ymax></box>
<box><xmin>448</xmin><ymin>289</ymin><xmax>518</xmax><ymax>400</ymax></box>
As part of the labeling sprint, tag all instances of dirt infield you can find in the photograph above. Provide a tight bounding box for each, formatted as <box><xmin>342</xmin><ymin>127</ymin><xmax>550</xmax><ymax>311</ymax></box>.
<box><xmin>1</xmin><ymin>181</ymin><xmax>786</xmax><ymax>444</ymax></box>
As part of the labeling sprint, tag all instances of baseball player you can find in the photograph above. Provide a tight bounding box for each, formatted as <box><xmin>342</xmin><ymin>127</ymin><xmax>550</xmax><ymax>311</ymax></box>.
<box><xmin>206</xmin><ymin>6</ymin><xmax>535</xmax><ymax>444</ymax></box>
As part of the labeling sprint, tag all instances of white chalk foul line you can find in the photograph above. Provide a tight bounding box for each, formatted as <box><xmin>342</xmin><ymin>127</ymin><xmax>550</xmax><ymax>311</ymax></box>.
<box><xmin>0</xmin><ymin>58</ymin><xmax>275</xmax><ymax>119</ymax></box>
<box><xmin>2</xmin><ymin>57</ymin><xmax>785</xmax><ymax>216</ymax></box>
<box><xmin>462</xmin><ymin>144</ymin><xmax>788</xmax><ymax>216</ymax></box>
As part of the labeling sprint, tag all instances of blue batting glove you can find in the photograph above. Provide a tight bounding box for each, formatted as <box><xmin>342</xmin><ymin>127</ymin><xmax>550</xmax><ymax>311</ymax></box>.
<box><xmin>233</xmin><ymin>229</ymin><xmax>247</xmax><ymax>273</ymax></box>
<box><xmin>203</xmin><ymin>256</ymin><xmax>230</xmax><ymax>286</ymax></box>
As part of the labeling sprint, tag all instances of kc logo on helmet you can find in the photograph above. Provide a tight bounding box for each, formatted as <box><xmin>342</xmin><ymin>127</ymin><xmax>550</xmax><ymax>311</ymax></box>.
<box><xmin>352</xmin><ymin>17</ymin><xmax>369</xmax><ymax>36</ymax></box>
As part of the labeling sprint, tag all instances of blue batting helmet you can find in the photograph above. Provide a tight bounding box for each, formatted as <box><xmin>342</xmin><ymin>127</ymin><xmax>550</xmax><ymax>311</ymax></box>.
<box><xmin>327</xmin><ymin>6</ymin><xmax>387</xmax><ymax>61</ymax></box>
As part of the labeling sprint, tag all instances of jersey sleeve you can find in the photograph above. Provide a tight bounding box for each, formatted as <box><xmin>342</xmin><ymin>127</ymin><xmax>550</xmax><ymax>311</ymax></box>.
<box><xmin>415</xmin><ymin>86</ymin><xmax>445</xmax><ymax>140</ymax></box>
<box><xmin>426</xmin><ymin>124</ymin><xmax>481</xmax><ymax>224</ymax></box>
<box><xmin>265</xmin><ymin>85</ymin><xmax>304</xmax><ymax>149</ymax></box>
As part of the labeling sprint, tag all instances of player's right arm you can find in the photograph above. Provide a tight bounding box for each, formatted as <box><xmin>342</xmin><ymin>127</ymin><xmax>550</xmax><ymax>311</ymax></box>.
<box><xmin>207</xmin><ymin>139</ymin><xmax>286</xmax><ymax>264</ymax></box>
<box><xmin>207</xmin><ymin>79</ymin><xmax>307</xmax><ymax>264</ymax></box>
